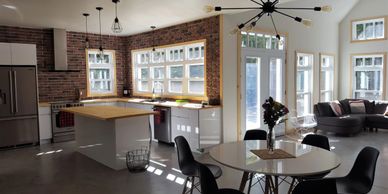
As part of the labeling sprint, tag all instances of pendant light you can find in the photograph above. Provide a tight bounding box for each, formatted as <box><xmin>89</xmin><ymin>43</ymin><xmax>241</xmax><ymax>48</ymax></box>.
<box><xmin>150</xmin><ymin>26</ymin><xmax>156</xmax><ymax>51</ymax></box>
<box><xmin>111</xmin><ymin>0</ymin><xmax>123</xmax><ymax>33</ymax></box>
<box><xmin>96</xmin><ymin>7</ymin><xmax>104</xmax><ymax>60</ymax></box>
<box><xmin>82</xmin><ymin>13</ymin><xmax>90</xmax><ymax>49</ymax></box>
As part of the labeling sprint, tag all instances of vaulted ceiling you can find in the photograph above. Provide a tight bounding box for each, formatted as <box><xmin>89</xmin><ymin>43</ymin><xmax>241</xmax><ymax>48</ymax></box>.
<box><xmin>0</xmin><ymin>0</ymin><xmax>298</xmax><ymax>35</ymax></box>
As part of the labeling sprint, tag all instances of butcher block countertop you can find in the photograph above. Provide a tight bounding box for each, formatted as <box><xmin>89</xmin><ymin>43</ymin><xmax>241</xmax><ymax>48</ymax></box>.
<box><xmin>61</xmin><ymin>106</ymin><xmax>155</xmax><ymax>120</ymax></box>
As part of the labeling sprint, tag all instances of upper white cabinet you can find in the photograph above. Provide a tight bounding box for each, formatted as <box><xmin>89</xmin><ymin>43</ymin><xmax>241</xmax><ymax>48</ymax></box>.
<box><xmin>11</xmin><ymin>43</ymin><xmax>37</xmax><ymax>65</ymax></box>
<box><xmin>0</xmin><ymin>43</ymin><xmax>12</xmax><ymax>64</ymax></box>
<box><xmin>0</xmin><ymin>43</ymin><xmax>37</xmax><ymax>65</ymax></box>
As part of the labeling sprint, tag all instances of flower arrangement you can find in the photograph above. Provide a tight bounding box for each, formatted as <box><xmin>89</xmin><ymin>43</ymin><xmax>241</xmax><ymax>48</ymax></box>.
<box><xmin>262</xmin><ymin>97</ymin><xmax>289</xmax><ymax>128</ymax></box>
<box><xmin>262</xmin><ymin>97</ymin><xmax>289</xmax><ymax>152</ymax></box>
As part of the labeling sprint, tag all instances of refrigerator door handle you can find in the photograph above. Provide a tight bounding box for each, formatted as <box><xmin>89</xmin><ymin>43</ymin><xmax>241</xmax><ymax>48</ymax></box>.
<box><xmin>13</xmin><ymin>71</ymin><xmax>18</xmax><ymax>113</ymax></box>
<box><xmin>9</xmin><ymin>71</ymin><xmax>14</xmax><ymax>114</ymax></box>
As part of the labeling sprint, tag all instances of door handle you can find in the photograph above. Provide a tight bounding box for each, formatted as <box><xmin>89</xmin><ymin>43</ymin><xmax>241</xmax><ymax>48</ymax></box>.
<box><xmin>9</xmin><ymin>71</ymin><xmax>14</xmax><ymax>113</ymax></box>
<box><xmin>0</xmin><ymin>91</ymin><xmax>5</xmax><ymax>104</ymax></box>
<box><xmin>13</xmin><ymin>71</ymin><xmax>18</xmax><ymax>113</ymax></box>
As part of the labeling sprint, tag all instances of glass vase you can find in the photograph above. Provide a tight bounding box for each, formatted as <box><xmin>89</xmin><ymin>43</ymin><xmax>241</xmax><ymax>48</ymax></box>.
<box><xmin>267</xmin><ymin>127</ymin><xmax>275</xmax><ymax>154</ymax></box>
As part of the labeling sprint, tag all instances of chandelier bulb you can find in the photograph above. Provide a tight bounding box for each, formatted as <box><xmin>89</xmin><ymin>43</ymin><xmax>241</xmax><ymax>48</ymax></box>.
<box><xmin>302</xmin><ymin>19</ymin><xmax>313</xmax><ymax>27</ymax></box>
<box><xmin>204</xmin><ymin>5</ymin><xmax>214</xmax><ymax>13</ymax></box>
<box><xmin>321</xmin><ymin>5</ymin><xmax>332</xmax><ymax>12</ymax></box>
<box><xmin>229</xmin><ymin>28</ymin><xmax>239</xmax><ymax>35</ymax></box>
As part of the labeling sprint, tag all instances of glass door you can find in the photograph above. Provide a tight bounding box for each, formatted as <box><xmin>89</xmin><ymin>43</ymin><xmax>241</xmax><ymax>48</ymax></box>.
<box><xmin>241</xmin><ymin>49</ymin><xmax>286</xmax><ymax>138</ymax></box>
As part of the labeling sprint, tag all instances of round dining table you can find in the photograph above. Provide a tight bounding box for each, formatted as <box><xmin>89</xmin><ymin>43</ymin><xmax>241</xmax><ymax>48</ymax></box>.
<box><xmin>209</xmin><ymin>140</ymin><xmax>341</xmax><ymax>194</ymax></box>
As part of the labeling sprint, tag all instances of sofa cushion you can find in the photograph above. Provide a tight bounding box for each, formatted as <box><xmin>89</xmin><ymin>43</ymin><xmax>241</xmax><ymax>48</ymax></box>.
<box><xmin>316</xmin><ymin>103</ymin><xmax>335</xmax><ymax>117</ymax></box>
<box><xmin>366</xmin><ymin>115</ymin><xmax>388</xmax><ymax>124</ymax></box>
<box><xmin>329</xmin><ymin>101</ymin><xmax>343</xmax><ymax>116</ymax></box>
<box><xmin>349</xmin><ymin>100</ymin><xmax>366</xmax><ymax>114</ymax></box>
<box><xmin>374</xmin><ymin>102</ymin><xmax>388</xmax><ymax>114</ymax></box>
<box><xmin>340</xmin><ymin>99</ymin><xmax>374</xmax><ymax>114</ymax></box>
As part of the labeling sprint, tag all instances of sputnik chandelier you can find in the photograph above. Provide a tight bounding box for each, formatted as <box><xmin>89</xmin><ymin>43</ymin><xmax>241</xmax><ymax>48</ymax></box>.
<box><xmin>206</xmin><ymin>0</ymin><xmax>332</xmax><ymax>39</ymax></box>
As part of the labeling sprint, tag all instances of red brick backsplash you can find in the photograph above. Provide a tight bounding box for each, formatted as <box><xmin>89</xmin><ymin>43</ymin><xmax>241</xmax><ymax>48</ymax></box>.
<box><xmin>0</xmin><ymin>15</ymin><xmax>220</xmax><ymax>102</ymax></box>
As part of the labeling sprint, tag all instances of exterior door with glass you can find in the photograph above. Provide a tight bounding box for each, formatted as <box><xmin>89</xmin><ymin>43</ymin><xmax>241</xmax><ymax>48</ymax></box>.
<box><xmin>241</xmin><ymin>48</ymin><xmax>286</xmax><ymax>138</ymax></box>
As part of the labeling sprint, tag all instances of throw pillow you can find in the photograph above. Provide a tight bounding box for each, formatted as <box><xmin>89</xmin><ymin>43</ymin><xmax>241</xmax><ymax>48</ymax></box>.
<box><xmin>349</xmin><ymin>100</ymin><xmax>366</xmax><ymax>114</ymax></box>
<box><xmin>329</xmin><ymin>100</ymin><xmax>343</xmax><ymax>116</ymax></box>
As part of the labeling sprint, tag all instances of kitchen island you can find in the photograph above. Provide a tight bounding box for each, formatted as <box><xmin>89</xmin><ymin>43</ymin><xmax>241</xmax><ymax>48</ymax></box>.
<box><xmin>62</xmin><ymin>106</ymin><xmax>155</xmax><ymax>170</ymax></box>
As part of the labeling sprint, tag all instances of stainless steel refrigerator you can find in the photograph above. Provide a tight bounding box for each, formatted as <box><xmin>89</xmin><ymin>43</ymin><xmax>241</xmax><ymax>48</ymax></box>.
<box><xmin>0</xmin><ymin>66</ymin><xmax>39</xmax><ymax>148</ymax></box>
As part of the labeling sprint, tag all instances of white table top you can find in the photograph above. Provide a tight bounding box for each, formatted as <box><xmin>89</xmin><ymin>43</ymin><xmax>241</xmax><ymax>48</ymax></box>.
<box><xmin>209</xmin><ymin>140</ymin><xmax>341</xmax><ymax>176</ymax></box>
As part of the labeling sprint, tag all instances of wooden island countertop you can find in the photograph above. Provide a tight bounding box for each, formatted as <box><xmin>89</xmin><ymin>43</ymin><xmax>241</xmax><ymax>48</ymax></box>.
<box><xmin>61</xmin><ymin>106</ymin><xmax>155</xmax><ymax>120</ymax></box>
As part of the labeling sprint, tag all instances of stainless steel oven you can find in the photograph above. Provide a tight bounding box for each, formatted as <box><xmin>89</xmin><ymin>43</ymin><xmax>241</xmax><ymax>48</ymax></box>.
<box><xmin>51</xmin><ymin>101</ymin><xmax>83</xmax><ymax>143</ymax></box>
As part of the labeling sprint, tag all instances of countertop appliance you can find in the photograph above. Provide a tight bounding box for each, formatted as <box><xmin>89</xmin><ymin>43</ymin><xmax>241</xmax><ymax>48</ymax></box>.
<box><xmin>0</xmin><ymin>66</ymin><xmax>39</xmax><ymax>148</ymax></box>
<box><xmin>153</xmin><ymin>106</ymin><xmax>172</xmax><ymax>143</ymax></box>
<box><xmin>51</xmin><ymin>101</ymin><xmax>83</xmax><ymax>143</ymax></box>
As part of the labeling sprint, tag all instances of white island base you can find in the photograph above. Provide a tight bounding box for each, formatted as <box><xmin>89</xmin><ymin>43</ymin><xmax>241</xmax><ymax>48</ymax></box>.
<box><xmin>74</xmin><ymin>115</ymin><xmax>151</xmax><ymax>170</ymax></box>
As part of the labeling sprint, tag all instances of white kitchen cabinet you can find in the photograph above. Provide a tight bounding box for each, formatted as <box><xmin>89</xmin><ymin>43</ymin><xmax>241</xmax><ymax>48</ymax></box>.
<box><xmin>0</xmin><ymin>43</ymin><xmax>11</xmax><ymax>65</ymax></box>
<box><xmin>0</xmin><ymin>43</ymin><xmax>36</xmax><ymax>66</ymax></box>
<box><xmin>171</xmin><ymin>107</ymin><xmax>221</xmax><ymax>151</ymax></box>
<box><xmin>11</xmin><ymin>43</ymin><xmax>37</xmax><ymax>65</ymax></box>
<box><xmin>38</xmin><ymin>106</ymin><xmax>52</xmax><ymax>143</ymax></box>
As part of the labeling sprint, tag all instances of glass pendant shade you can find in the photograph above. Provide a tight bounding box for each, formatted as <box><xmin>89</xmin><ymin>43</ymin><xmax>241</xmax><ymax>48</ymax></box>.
<box><xmin>111</xmin><ymin>17</ymin><xmax>123</xmax><ymax>33</ymax></box>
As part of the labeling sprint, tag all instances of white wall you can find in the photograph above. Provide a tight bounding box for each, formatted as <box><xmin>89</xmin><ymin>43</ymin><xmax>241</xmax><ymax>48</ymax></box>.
<box><xmin>339</xmin><ymin>0</ymin><xmax>388</xmax><ymax>100</ymax></box>
<box><xmin>221</xmin><ymin>0</ymin><xmax>357</xmax><ymax>142</ymax></box>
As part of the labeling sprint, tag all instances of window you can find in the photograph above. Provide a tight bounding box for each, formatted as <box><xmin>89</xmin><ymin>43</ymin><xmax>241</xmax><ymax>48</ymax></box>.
<box><xmin>320</xmin><ymin>54</ymin><xmax>335</xmax><ymax>102</ymax></box>
<box><xmin>87</xmin><ymin>50</ymin><xmax>116</xmax><ymax>96</ymax></box>
<box><xmin>352</xmin><ymin>54</ymin><xmax>384</xmax><ymax>100</ymax></box>
<box><xmin>296</xmin><ymin>53</ymin><xmax>314</xmax><ymax>117</ymax></box>
<box><xmin>352</xmin><ymin>17</ymin><xmax>385</xmax><ymax>41</ymax></box>
<box><xmin>132</xmin><ymin>41</ymin><xmax>206</xmax><ymax>98</ymax></box>
<box><xmin>241</xmin><ymin>31</ymin><xmax>285</xmax><ymax>50</ymax></box>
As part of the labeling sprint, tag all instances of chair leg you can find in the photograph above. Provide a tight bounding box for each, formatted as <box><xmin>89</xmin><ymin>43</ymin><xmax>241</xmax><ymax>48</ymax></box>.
<box><xmin>190</xmin><ymin>176</ymin><xmax>195</xmax><ymax>194</ymax></box>
<box><xmin>182</xmin><ymin>177</ymin><xmax>189</xmax><ymax>194</ymax></box>
<box><xmin>247</xmin><ymin>173</ymin><xmax>253</xmax><ymax>194</ymax></box>
<box><xmin>239</xmin><ymin>171</ymin><xmax>249</xmax><ymax>192</ymax></box>
<box><xmin>287</xmin><ymin>177</ymin><xmax>296</xmax><ymax>194</ymax></box>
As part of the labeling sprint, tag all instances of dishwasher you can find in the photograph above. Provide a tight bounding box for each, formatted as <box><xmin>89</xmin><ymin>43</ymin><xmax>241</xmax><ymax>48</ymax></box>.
<box><xmin>153</xmin><ymin>106</ymin><xmax>172</xmax><ymax>143</ymax></box>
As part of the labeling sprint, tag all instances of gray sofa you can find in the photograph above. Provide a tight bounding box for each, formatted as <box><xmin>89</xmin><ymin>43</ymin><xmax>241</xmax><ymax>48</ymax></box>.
<box><xmin>314</xmin><ymin>99</ymin><xmax>388</xmax><ymax>135</ymax></box>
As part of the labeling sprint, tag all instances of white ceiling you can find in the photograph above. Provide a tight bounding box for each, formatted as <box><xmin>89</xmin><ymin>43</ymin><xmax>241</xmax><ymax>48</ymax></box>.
<box><xmin>0</xmin><ymin>0</ymin><xmax>297</xmax><ymax>36</ymax></box>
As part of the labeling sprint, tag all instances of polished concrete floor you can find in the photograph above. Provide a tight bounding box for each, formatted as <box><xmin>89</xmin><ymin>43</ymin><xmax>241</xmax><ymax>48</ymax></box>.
<box><xmin>0</xmin><ymin>130</ymin><xmax>387</xmax><ymax>194</ymax></box>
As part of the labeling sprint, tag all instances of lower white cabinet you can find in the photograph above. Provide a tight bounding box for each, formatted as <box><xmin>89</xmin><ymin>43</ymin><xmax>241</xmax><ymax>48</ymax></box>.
<box><xmin>171</xmin><ymin>107</ymin><xmax>221</xmax><ymax>151</ymax></box>
<box><xmin>38</xmin><ymin>106</ymin><xmax>52</xmax><ymax>142</ymax></box>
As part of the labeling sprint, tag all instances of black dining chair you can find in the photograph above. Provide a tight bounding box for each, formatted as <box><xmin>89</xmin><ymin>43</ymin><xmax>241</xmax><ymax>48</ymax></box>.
<box><xmin>288</xmin><ymin>134</ymin><xmax>331</xmax><ymax>193</ymax></box>
<box><xmin>336</xmin><ymin>146</ymin><xmax>379</xmax><ymax>194</ymax></box>
<box><xmin>292</xmin><ymin>146</ymin><xmax>380</xmax><ymax>194</ymax></box>
<box><xmin>174</xmin><ymin>136</ymin><xmax>222</xmax><ymax>194</ymax></box>
<box><xmin>241</xmin><ymin>129</ymin><xmax>267</xmax><ymax>194</ymax></box>
<box><xmin>199</xmin><ymin>164</ymin><xmax>244</xmax><ymax>194</ymax></box>
<box><xmin>292</xmin><ymin>179</ymin><xmax>337</xmax><ymax>194</ymax></box>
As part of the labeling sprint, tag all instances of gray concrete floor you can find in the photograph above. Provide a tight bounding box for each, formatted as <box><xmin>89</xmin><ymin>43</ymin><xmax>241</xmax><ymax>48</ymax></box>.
<box><xmin>0</xmin><ymin>130</ymin><xmax>387</xmax><ymax>194</ymax></box>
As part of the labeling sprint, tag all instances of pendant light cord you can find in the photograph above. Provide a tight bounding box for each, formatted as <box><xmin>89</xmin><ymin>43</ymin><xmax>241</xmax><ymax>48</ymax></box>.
<box><xmin>99</xmin><ymin>9</ymin><xmax>102</xmax><ymax>48</ymax></box>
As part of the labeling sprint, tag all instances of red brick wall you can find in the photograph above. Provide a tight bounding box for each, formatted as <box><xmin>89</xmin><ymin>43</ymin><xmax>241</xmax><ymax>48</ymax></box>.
<box><xmin>0</xmin><ymin>26</ymin><xmax>127</xmax><ymax>102</ymax></box>
<box><xmin>0</xmin><ymin>15</ymin><xmax>220</xmax><ymax>102</ymax></box>
<box><xmin>126</xmin><ymin>15</ymin><xmax>220</xmax><ymax>100</ymax></box>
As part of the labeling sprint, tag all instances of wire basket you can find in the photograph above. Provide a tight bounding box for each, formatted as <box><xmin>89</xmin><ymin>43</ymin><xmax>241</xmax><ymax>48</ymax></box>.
<box><xmin>126</xmin><ymin>146</ymin><xmax>150</xmax><ymax>173</ymax></box>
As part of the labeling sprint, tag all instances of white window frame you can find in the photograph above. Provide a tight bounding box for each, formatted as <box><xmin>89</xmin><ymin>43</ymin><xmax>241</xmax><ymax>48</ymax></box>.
<box><xmin>132</xmin><ymin>40</ymin><xmax>206</xmax><ymax>98</ymax></box>
<box><xmin>296</xmin><ymin>52</ymin><xmax>314</xmax><ymax>117</ymax></box>
<box><xmin>86</xmin><ymin>50</ymin><xmax>116</xmax><ymax>97</ymax></box>
<box><xmin>188</xmin><ymin>63</ymin><xmax>205</xmax><ymax>94</ymax></box>
<box><xmin>352</xmin><ymin>17</ymin><xmax>386</xmax><ymax>41</ymax></box>
<box><xmin>319</xmin><ymin>54</ymin><xmax>335</xmax><ymax>102</ymax></box>
<box><xmin>241</xmin><ymin>31</ymin><xmax>285</xmax><ymax>50</ymax></box>
<box><xmin>352</xmin><ymin>54</ymin><xmax>385</xmax><ymax>100</ymax></box>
